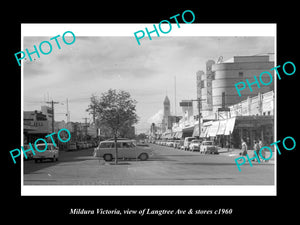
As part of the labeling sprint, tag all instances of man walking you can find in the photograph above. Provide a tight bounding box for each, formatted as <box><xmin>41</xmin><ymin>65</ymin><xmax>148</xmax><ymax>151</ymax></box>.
<box><xmin>259</xmin><ymin>139</ymin><xmax>267</xmax><ymax>162</ymax></box>
<box><xmin>252</xmin><ymin>140</ymin><xmax>260</xmax><ymax>162</ymax></box>
<box><xmin>240</xmin><ymin>139</ymin><xmax>247</xmax><ymax>156</ymax></box>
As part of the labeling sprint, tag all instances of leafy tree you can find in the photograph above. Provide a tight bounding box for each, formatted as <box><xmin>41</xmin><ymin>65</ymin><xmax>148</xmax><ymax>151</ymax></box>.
<box><xmin>87</xmin><ymin>89</ymin><xmax>138</xmax><ymax>164</ymax></box>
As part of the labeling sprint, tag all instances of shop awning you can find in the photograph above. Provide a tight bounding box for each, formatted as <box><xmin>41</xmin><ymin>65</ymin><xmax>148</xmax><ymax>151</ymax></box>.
<box><xmin>175</xmin><ymin>131</ymin><xmax>183</xmax><ymax>139</ymax></box>
<box><xmin>192</xmin><ymin>125</ymin><xmax>199</xmax><ymax>137</ymax></box>
<box><xmin>207</xmin><ymin>121</ymin><xmax>220</xmax><ymax>137</ymax></box>
<box><xmin>224</xmin><ymin>117</ymin><xmax>236</xmax><ymax>135</ymax></box>
<box><xmin>216</xmin><ymin>119</ymin><xmax>227</xmax><ymax>135</ymax></box>
<box><xmin>192</xmin><ymin>125</ymin><xmax>207</xmax><ymax>137</ymax></box>
<box><xmin>200</xmin><ymin>126</ymin><xmax>209</xmax><ymax>138</ymax></box>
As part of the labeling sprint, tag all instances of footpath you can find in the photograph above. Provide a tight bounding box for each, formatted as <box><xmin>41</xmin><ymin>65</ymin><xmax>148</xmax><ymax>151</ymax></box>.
<box><xmin>218</xmin><ymin>148</ymin><xmax>275</xmax><ymax>164</ymax></box>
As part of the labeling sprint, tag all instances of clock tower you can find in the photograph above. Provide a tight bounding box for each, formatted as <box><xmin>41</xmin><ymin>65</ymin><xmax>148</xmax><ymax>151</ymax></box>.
<box><xmin>162</xmin><ymin>96</ymin><xmax>171</xmax><ymax>132</ymax></box>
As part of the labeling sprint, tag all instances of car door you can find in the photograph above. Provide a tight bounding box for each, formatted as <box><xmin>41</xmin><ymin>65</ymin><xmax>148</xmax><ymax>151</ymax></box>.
<box><xmin>127</xmin><ymin>142</ymin><xmax>137</xmax><ymax>158</ymax></box>
<box><xmin>119</xmin><ymin>142</ymin><xmax>134</xmax><ymax>158</ymax></box>
<box><xmin>115</xmin><ymin>142</ymin><xmax>125</xmax><ymax>158</ymax></box>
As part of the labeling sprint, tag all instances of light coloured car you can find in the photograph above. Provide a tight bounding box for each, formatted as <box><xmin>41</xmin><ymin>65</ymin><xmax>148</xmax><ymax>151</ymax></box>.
<box><xmin>183</xmin><ymin>137</ymin><xmax>195</xmax><ymax>150</ymax></box>
<box><xmin>33</xmin><ymin>143</ymin><xmax>59</xmax><ymax>163</ymax></box>
<box><xmin>94</xmin><ymin>140</ymin><xmax>153</xmax><ymax>161</ymax></box>
<box><xmin>166</xmin><ymin>140</ymin><xmax>174</xmax><ymax>147</ymax></box>
<box><xmin>200</xmin><ymin>141</ymin><xmax>218</xmax><ymax>154</ymax></box>
<box><xmin>189</xmin><ymin>139</ymin><xmax>202</xmax><ymax>152</ymax></box>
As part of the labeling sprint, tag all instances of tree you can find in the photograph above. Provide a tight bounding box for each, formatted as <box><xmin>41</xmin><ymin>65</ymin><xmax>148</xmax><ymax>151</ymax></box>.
<box><xmin>87</xmin><ymin>89</ymin><xmax>138</xmax><ymax>164</ymax></box>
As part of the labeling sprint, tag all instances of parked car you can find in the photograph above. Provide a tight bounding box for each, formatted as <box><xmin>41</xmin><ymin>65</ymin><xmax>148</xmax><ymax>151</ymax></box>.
<box><xmin>189</xmin><ymin>139</ymin><xmax>202</xmax><ymax>152</ymax></box>
<box><xmin>200</xmin><ymin>141</ymin><xmax>219</xmax><ymax>154</ymax></box>
<box><xmin>173</xmin><ymin>140</ymin><xmax>181</xmax><ymax>149</ymax></box>
<box><xmin>166</xmin><ymin>140</ymin><xmax>174</xmax><ymax>147</ymax></box>
<box><xmin>94</xmin><ymin>139</ymin><xmax>153</xmax><ymax>161</ymax></box>
<box><xmin>33</xmin><ymin>143</ymin><xmax>59</xmax><ymax>163</ymax></box>
<box><xmin>183</xmin><ymin>137</ymin><xmax>195</xmax><ymax>150</ymax></box>
<box><xmin>176</xmin><ymin>140</ymin><xmax>184</xmax><ymax>149</ymax></box>
<box><xmin>68</xmin><ymin>142</ymin><xmax>77</xmax><ymax>151</ymax></box>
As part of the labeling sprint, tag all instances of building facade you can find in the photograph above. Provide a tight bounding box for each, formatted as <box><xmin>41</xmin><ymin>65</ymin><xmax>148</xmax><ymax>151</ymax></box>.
<box><xmin>198</xmin><ymin>55</ymin><xmax>274</xmax><ymax>118</ymax></box>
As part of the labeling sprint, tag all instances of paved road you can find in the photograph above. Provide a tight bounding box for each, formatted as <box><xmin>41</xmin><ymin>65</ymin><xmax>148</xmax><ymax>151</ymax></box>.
<box><xmin>23</xmin><ymin>144</ymin><xmax>274</xmax><ymax>185</ymax></box>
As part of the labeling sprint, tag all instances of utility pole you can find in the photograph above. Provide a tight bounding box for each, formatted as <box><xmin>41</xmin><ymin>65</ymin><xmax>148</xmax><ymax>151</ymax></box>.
<box><xmin>174</xmin><ymin>76</ymin><xmax>177</xmax><ymax>116</ymax></box>
<box><xmin>66</xmin><ymin>98</ymin><xmax>70</xmax><ymax>123</ymax></box>
<box><xmin>183</xmin><ymin>98</ymin><xmax>206</xmax><ymax>138</ymax></box>
<box><xmin>46</xmin><ymin>100</ymin><xmax>59</xmax><ymax>133</ymax></box>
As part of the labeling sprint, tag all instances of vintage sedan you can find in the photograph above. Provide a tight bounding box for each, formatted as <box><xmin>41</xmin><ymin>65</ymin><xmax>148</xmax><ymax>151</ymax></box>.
<box><xmin>189</xmin><ymin>139</ymin><xmax>202</xmax><ymax>152</ymax></box>
<box><xmin>33</xmin><ymin>143</ymin><xmax>59</xmax><ymax>162</ymax></box>
<box><xmin>94</xmin><ymin>139</ymin><xmax>153</xmax><ymax>161</ymax></box>
<box><xmin>200</xmin><ymin>141</ymin><xmax>219</xmax><ymax>154</ymax></box>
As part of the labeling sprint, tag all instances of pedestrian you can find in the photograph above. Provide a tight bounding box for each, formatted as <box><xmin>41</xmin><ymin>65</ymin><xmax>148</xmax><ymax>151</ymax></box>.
<box><xmin>259</xmin><ymin>138</ymin><xmax>267</xmax><ymax>162</ymax></box>
<box><xmin>226</xmin><ymin>140</ymin><xmax>230</xmax><ymax>152</ymax></box>
<box><xmin>252</xmin><ymin>140</ymin><xmax>260</xmax><ymax>162</ymax></box>
<box><xmin>240</xmin><ymin>139</ymin><xmax>247</xmax><ymax>156</ymax></box>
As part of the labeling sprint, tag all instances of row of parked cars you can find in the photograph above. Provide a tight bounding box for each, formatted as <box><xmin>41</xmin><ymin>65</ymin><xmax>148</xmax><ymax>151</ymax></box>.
<box><xmin>68</xmin><ymin>141</ymin><xmax>97</xmax><ymax>151</ymax></box>
<box><xmin>153</xmin><ymin>137</ymin><xmax>219</xmax><ymax>154</ymax></box>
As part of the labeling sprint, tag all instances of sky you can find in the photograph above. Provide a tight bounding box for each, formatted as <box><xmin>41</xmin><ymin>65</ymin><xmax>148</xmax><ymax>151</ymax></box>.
<box><xmin>23</xmin><ymin>36</ymin><xmax>274</xmax><ymax>134</ymax></box>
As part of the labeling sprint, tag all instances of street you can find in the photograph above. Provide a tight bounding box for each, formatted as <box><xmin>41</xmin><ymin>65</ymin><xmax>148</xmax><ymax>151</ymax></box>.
<box><xmin>23</xmin><ymin>144</ymin><xmax>274</xmax><ymax>185</ymax></box>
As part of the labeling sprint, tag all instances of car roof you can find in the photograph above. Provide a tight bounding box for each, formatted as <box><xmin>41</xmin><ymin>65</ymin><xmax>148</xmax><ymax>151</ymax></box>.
<box><xmin>105</xmin><ymin>138</ymin><xmax>131</xmax><ymax>141</ymax></box>
<box><xmin>100</xmin><ymin>140</ymin><xmax>134</xmax><ymax>143</ymax></box>
<box><xmin>35</xmin><ymin>143</ymin><xmax>56</xmax><ymax>146</ymax></box>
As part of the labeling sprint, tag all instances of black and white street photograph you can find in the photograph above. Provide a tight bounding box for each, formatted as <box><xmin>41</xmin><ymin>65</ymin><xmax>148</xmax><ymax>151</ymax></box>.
<box><xmin>4</xmin><ymin>2</ymin><xmax>300</xmax><ymax>222</ymax></box>
<box><xmin>21</xmin><ymin>24</ymin><xmax>276</xmax><ymax>195</ymax></box>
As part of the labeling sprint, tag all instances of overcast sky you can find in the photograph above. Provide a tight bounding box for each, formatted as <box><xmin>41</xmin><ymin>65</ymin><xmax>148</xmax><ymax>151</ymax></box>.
<box><xmin>23</xmin><ymin>36</ymin><xmax>274</xmax><ymax>133</ymax></box>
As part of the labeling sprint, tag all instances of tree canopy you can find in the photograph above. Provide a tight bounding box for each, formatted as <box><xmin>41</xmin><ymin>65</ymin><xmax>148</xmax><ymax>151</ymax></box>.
<box><xmin>86</xmin><ymin>89</ymin><xmax>138</xmax><ymax>138</ymax></box>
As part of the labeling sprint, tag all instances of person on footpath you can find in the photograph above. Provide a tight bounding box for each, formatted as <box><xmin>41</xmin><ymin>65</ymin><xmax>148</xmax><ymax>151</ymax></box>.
<box><xmin>259</xmin><ymin>139</ymin><xmax>268</xmax><ymax>162</ymax></box>
<box><xmin>240</xmin><ymin>139</ymin><xmax>248</xmax><ymax>156</ymax></box>
<box><xmin>252</xmin><ymin>140</ymin><xmax>261</xmax><ymax>162</ymax></box>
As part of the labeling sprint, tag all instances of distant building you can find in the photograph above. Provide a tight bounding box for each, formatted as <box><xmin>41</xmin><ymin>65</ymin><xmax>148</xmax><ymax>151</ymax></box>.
<box><xmin>23</xmin><ymin>109</ymin><xmax>51</xmax><ymax>143</ymax></box>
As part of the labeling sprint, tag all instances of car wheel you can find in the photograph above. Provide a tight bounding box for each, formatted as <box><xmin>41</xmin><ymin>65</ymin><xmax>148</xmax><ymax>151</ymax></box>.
<box><xmin>139</xmin><ymin>153</ymin><xmax>148</xmax><ymax>161</ymax></box>
<box><xmin>34</xmin><ymin>159</ymin><xmax>38</xmax><ymax>163</ymax></box>
<box><xmin>103</xmin><ymin>154</ymin><xmax>113</xmax><ymax>162</ymax></box>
